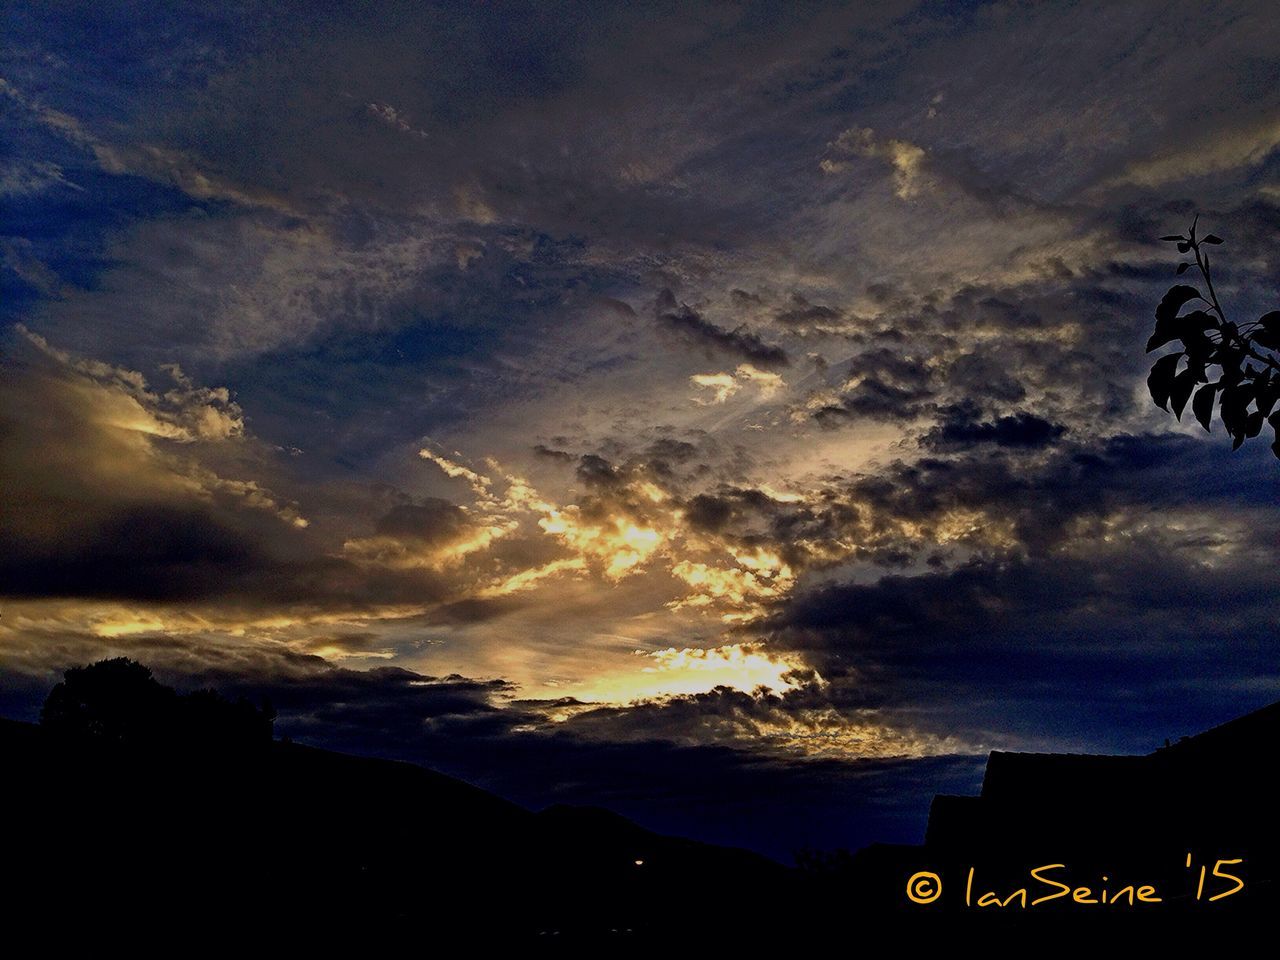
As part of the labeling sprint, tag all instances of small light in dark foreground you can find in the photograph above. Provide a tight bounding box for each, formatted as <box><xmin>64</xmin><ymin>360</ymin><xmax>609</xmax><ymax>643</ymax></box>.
<box><xmin>634</xmin><ymin>859</ymin><xmax>644</xmax><ymax>866</ymax></box>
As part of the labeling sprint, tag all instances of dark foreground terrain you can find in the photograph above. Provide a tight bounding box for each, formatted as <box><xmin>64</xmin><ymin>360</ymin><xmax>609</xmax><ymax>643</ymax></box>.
<box><xmin>4</xmin><ymin>662</ymin><xmax>1279</xmax><ymax>947</ymax></box>
<box><xmin>2</xmin><ymin>715</ymin><xmax>790</xmax><ymax>943</ymax></box>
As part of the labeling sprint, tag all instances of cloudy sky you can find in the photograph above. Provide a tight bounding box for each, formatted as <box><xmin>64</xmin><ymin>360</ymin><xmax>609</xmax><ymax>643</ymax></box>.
<box><xmin>4</xmin><ymin>0</ymin><xmax>1280</xmax><ymax>859</ymax></box>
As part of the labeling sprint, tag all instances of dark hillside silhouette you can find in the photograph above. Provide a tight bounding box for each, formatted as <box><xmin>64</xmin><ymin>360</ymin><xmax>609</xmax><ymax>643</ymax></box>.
<box><xmin>3</xmin><ymin>660</ymin><xmax>1277</xmax><ymax>945</ymax></box>
<box><xmin>6</xmin><ymin>660</ymin><xmax>786</xmax><ymax>944</ymax></box>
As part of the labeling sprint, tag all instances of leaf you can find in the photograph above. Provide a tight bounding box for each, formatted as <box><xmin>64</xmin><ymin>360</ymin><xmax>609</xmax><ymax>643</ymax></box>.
<box><xmin>1214</xmin><ymin>344</ymin><xmax>1245</xmax><ymax>379</ymax></box>
<box><xmin>1177</xmin><ymin>242</ymin><xmax>1191</xmax><ymax>253</ymax></box>
<box><xmin>1176</xmin><ymin>262</ymin><xmax>1189</xmax><ymax>275</ymax></box>
<box><xmin>1233</xmin><ymin>433</ymin><xmax>1245</xmax><ymax>451</ymax></box>
<box><xmin>1147</xmin><ymin>325</ymin><xmax>1175</xmax><ymax>353</ymax></box>
<box><xmin>1256</xmin><ymin>372</ymin><xmax>1278</xmax><ymax>417</ymax></box>
<box><xmin>1246</xmin><ymin>411</ymin><xmax>1265</xmax><ymax>438</ymax></box>
<box><xmin>1170</xmin><ymin>368</ymin><xmax>1198</xmax><ymax>420</ymax></box>
<box><xmin>1258</xmin><ymin>311</ymin><xmax>1280</xmax><ymax>334</ymax></box>
<box><xmin>1221</xmin><ymin>395</ymin><xmax>1241</xmax><ymax>434</ymax></box>
<box><xmin>1155</xmin><ymin>285</ymin><xmax>1203</xmax><ymax>322</ymax></box>
<box><xmin>1183</xmin><ymin>330</ymin><xmax>1214</xmax><ymax>366</ymax></box>
<box><xmin>1180</xmin><ymin>309</ymin><xmax>1217</xmax><ymax>332</ymax></box>
<box><xmin>1203</xmin><ymin>234</ymin><xmax>1224</xmax><ymax>244</ymax></box>
<box><xmin>1253</xmin><ymin>329</ymin><xmax>1280</xmax><ymax>351</ymax></box>
<box><xmin>1147</xmin><ymin>352</ymin><xmax>1182</xmax><ymax>410</ymax></box>
<box><xmin>1160</xmin><ymin>235</ymin><xmax>1185</xmax><ymax>242</ymax></box>
<box><xmin>1220</xmin><ymin>381</ymin><xmax>1256</xmax><ymax>434</ymax></box>
<box><xmin>1263</xmin><ymin>382</ymin><xmax>1280</xmax><ymax>418</ymax></box>
<box><xmin>1192</xmin><ymin>382</ymin><xmax>1217</xmax><ymax>431</ymax></box>
<box><xmin>1147</xmin><ymin>308</ymin><xmax>1216</xmax><ymax>353</ymax></box>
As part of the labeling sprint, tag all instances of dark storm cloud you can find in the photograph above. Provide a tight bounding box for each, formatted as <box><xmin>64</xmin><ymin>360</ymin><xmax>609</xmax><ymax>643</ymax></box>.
<box><xmin>532</xmin><ymin>443</ymin><xmax>576</xmax><ymax>462</ymax></box>
<box><xmin>942</xmin><ymin>352</ymin><xmax>1028</xmax><ymax>404</ymax></box>
<box><xmin>921</xmin><ymin>401</ymin><xmax>1067</xmax><ymax>451</ymax></box>
<box><xmin>644</xmin><ymin>437</ymin><xmax>699</xmax><ymax>465</ymax></box>
<box><xmin>642</xmin><ymin>437</ymin><xmax>702</xmax><ymax>479</ymax></box>
<box><xmin>575</xmin><ymin>453</ymin><xmax>623</xmax><ymax>489</ymax></box>
<box><xmin>210</xmin><ymin>663</ymin><xmax>517</xmax><ymax>732</ymax></box>
<box><xmin>837</xmin><ymin>198</ymin><xmax>1280</xmax><ymax>441</ymax></box>
<box><xmin>766</xmin><ymin>543</ymin><xmax>1280</xmax><ymax>754</ymax></box>
<box><xmin>811</xmin><ymin>379</ymin><xmax>929</xmax><ymax>423</ymax></box>
<box><xmin>373</xmin><ymin>498</ymin><xmax>470</xmax><ymax>545</ymax></box>
<box><xmin>810</xmin><ymin>348</ymin><xmax>935</xmax><ymax>424</ymax></box>
<box><xmin>843</xmin><ymin>430</ymin><xmax>1280</xmax><ymax>560</ymax></box>
<box><xmin>654</xmin><ymin>289</ymin><xmax>790</xmax><ymax>370</ymax></box>
<box><xmin>645</xmin><ymin>425</ymin><xmax>1280</xmax><ymax>603</ymax></box>
<box><xmin>0</xmin><ymin>352</ymin><xmax>260</xmax><ymax>605</ymax></box>
<box><xmin>544</xmin><ymin>430</ymin><xmax>726</xmax><ymax>493</ymax></box>
<box><xmin>549</xmin><ymin>677</ymin><xmax>942</xmax><ymax>756</ymax></box>
<box><xmin>676</xmin><ymin>485</ymin><xmax>786</xmax><ymax>535</ymax></box>
<box><xmin>800</xmin><ymin>250</ymin><xmax>1230</xmax><ymax>434</ymax></box>
<box><xmin>684</xmin><ymin>493</ymin><xmax>736</xmax><ymax>533</ymax></box>
<box><xmin>3</xmin><ymin>499</ymin><xmax>267</xmax><ymax>604</ymax></box>
<box><xmin>0</xmin><ymin>343</ymin><xmax>501</xmax><ymax>618</ymax></box>
<box><xmin>775</xmin><ymin>293</ymin><xmax>844</xmax><ymax>329</ymax></box>
<box><xmin>748</xmin><ymin>426</ymin><xmax>1280</xmax><ymax>753</ymax></box>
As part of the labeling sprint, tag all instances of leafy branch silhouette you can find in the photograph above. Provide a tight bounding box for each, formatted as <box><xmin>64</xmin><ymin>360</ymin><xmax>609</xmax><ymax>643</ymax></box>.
<box><xmin>1147</xmin><ymin>216</ymin><xmax>1280</xmax><ymax>457</ymax></box>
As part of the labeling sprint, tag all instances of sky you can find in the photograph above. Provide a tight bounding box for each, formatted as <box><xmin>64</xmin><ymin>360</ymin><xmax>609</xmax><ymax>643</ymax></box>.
<box><xmin>4</xmin><ymin>0</ymin><xmax>1280</xmax><ymax>861</ymax></box>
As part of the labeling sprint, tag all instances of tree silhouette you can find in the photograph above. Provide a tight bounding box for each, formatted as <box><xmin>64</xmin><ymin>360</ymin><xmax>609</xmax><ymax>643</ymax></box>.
<box><xmin>40</xmin><ymin>657</ymin><xmax>274</xmax><ymax>748</ymax></box>
<box><xmin>41</xmin><ymin>657</ymin><xmax>175</xmax><ymax>743</ymax></box>
<box><xmin>1146</xmin><ymin>217</ymin><xmax>1280</xmax><ymax>457</ymax></box>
